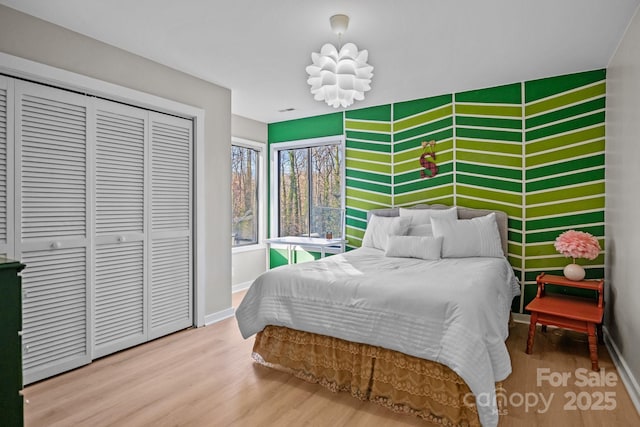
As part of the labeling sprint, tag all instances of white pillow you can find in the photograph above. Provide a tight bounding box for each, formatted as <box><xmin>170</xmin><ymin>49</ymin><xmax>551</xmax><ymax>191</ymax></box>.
<box><xmin>399</xmin><ymin>207</ymin><xmax>457</xmax><ymax>225</ymax></box>
<box><xmin>431</xmin><ymin>212</ymin><xmax>504</xmax><ymax>258</ymax></box>
<box><xmin>362</xmin><ymin>215</ymin><xmax>410</xmax><ymax>250</ymax></box>
<box><xmin>385</xmin><ymin>235</ymin><xmax>443</xmax><ymax>260</ymax></box>
<box><xmin>407</xmin><ymin>223</ymin><xmax>433</xmax><ymax>237</ymax></box>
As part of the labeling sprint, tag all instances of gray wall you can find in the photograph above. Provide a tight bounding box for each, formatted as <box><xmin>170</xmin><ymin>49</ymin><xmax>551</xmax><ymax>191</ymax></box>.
<box><xmin>232</xmin><ymin>114</ymin><xmax>267</xmax><ymax>143</ymax></box>
<box><xmin>606</xmin><ymin>5</ymin><xmax>640</xmax><ymax>404</ymax></box>
<box><xmin>231</xmin><ymin>115</ymin><xmax>268</xmax><ymax>288</ymax></box>
<box><xmin>0</xmin><ymin>5</ymin><xmax>232</xmax><ymax>316</ymax></box>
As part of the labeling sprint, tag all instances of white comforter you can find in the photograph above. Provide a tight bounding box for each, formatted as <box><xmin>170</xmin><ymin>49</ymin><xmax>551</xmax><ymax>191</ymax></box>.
<box><xmin>235</xmin><ymin>247</ymin><xmax>521</xmax><ymax>426</ymax></box>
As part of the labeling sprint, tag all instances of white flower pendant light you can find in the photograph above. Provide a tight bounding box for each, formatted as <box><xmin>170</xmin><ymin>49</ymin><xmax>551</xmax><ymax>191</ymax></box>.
<box><xmin>306</xmin><ymin>14</ymin><xmax>374</xmax><ymax>108</ymax></box>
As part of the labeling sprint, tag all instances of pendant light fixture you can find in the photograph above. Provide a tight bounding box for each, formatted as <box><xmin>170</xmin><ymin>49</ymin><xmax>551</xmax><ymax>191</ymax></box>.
<box><xmin>306</xmin><ymin>14</ymin><xmax>374</xmax><ymax>108</ymax></box>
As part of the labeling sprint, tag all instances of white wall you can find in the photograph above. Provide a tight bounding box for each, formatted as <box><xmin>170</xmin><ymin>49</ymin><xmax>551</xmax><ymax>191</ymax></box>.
<box><xmin>231</xmin><ymin>115</ymin><xmax>268</xmax><ymax>289</ymax></box>
<box><xmin>605</xmin><ymin>4</ymin><xmax>640</xmax><ymax>408</ymax></box>
<box><xmin>0</xmin><ymin>5</ymin><xmax>232</xmax><ymax>317</ymax></box>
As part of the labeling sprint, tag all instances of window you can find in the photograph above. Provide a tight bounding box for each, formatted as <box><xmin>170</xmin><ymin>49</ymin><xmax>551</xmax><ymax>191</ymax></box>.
<box><xmin>231</xmin><ymin>139</ymin><xmax>264</xmax><ymax>247</ymax></box>
<box><xmin>272</xmin><ymin>137</ymin><xmax>344</xmax><ymax>238</ymax></box>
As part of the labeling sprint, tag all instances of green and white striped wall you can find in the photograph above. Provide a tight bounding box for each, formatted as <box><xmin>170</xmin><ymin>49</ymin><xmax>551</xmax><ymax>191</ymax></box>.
<box><xmin>454</xmin><ymin>83</ymin><xmax>524</xmax><ymax>286</ymax></box>
<box><xmin>344</xmin><ymin>105</ymin><xmax>393</xmax><ymax>247</ymax></box>
<box><xmin>393</xmin><ymin>94</ymin><xmax>454</xmax><ymax>207</ymax></box>
<box><xmin>268</xmin><ymin>69</ymin><xmax>606</xmax><ymax>313</ymax></box>
<box><xmin>522</xmin><ymin>71</ymin><xmax>606</xmax><ymax>309</ymax></box>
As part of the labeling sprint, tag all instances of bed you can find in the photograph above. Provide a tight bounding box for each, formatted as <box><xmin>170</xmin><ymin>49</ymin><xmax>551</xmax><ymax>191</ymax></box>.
<box><xmin>235</xmin><ymin>204</ymin><xmax>520</xmax><ymax>426</ymax></box>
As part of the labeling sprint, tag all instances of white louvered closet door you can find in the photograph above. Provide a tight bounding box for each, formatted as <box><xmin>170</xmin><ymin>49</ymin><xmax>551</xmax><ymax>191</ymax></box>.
<box><xmin>15</xmin><ymin>81</ymin><xmax>91</xmax><ymax>384</ymax></box>
<box><xmin>93</xmin><ymin>101</ymin><xmax>147</xmax><ymax>358</ymax></box>
<box><xmin>0</xmin><ymin>76</ymin><xmax>13</xmax><ymax>259</ymax></box>
<box><xmin>149</xmin><ymin>113</ymin><xmax>193</xmax><ymax>339</ymax></box>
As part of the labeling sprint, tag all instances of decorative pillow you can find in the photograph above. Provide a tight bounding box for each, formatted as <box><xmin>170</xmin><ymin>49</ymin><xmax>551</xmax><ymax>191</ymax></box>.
<box><xmin>361</xmin><ymin>215</ymin><xmax>410</xmax><ymax>250</ymax></box>
<box><xmin>431</xmin><ymin>212</ymin><xmax>504</xmax><ymax>258</ymax></box>
<box><xmin>385</xmin><ymin>235</ymin><xmax>443</xmax><ymax>260</ymax></box>
<box><xmin>399</xmin><ymin>206</ymin><xmax>457</xmax><ymax>225</ymax></box>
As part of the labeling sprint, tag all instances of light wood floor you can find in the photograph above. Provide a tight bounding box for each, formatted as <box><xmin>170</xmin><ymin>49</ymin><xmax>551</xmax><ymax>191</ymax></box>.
<box><xmin>23</xmin><ymin>291</ymin><xmax>639</xmax><ymax>426</ymax></box>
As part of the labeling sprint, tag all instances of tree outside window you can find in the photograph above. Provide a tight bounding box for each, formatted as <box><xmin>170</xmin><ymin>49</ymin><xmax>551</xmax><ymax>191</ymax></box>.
<box><xmin>277</xmin><ymin>143</ymin><xmax>342</xmax><ymax>238</ymax></box>
<box><xmin>231</xmin><ymin>145</ymin><xmax>259</xmax><ymax>246</ymax></box>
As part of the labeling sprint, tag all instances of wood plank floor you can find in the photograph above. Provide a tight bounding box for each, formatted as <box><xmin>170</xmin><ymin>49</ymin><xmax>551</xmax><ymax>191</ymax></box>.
<box><xmin>23</xmin><ymin>291</ymin><xmax>640</xmax><ymax>426</ymax></box>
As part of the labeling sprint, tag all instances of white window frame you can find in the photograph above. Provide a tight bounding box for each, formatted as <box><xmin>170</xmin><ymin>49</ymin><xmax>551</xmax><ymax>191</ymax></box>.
<box><xmin>232</xmin><ymin>137</ymin><xmax>266</xmax><ymax>253</ymax></box>
<box><xmin>269</xmin><ymin>135</ymin><xmax>345</xmax><ymax>240</ymax></box>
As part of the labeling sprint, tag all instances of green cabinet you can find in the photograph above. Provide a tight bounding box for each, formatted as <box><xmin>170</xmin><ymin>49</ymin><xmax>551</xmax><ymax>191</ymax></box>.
<box><xmin>0</xmin><ymin>257</ymin><xmax>25</xmax><ymax>427</ymax></box>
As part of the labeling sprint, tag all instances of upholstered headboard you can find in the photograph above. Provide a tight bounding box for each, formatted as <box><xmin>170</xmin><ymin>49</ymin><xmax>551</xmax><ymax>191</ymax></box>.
<box><xmin>367</xmin><ymin>204</ymin><xmax>509</xmax><ymax>256</ymax></box>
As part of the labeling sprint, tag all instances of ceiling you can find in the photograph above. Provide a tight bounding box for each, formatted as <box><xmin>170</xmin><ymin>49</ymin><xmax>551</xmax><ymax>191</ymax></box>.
<box><xmin>1</xmin><ymin>0</ymin><xmax>638</xmax><ymax>123</ymax></box>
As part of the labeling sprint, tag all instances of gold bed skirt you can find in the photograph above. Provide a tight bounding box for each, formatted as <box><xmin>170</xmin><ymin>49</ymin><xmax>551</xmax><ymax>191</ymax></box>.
<box><xmin>253</xmin><ymin>325</ymin><xmax>494</xmax><ymax>427</ymax></box>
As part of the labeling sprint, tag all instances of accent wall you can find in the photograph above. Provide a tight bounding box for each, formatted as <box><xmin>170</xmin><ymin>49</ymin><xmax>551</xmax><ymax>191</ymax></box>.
<box><xmin>268</xmin><ymin>69</ymin><xmax>606</xmax><ymax>314</ymax></box>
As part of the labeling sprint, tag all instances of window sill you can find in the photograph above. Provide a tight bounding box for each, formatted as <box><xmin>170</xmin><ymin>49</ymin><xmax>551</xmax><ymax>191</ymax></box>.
<box><xmin>232</xmin><ymin>243</ymin><xmax>267</xmax><ymax>254</ymax></box>
<box><xmin>266</xmin><ymin>242</ymin><xmax>345</xmax><ymax>255</ymax></box>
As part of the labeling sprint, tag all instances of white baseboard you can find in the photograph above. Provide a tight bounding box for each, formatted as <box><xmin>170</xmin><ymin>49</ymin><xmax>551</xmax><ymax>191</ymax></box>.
<box><xmin>203</xmin><ymin>283</ymin><xmax>252</xmax><ymax>327</ymax></box>
<box><xmin>603</xmin><ymin>326</ymin><xmax>640</xmax><ymax>415</ymax></box>
<box><xmin>204</xmin><ymin>307</ymin><xmax>235</xmax><ymax>326</ymax></box>
<box><xmin>232</xmin><ymin>280</ymin><xmax>253</xmax><ymax>293</ymax></box>
<box><xmin>512</xmin><ymin>312</ymin><xmax>530</xmax><ymax>325</ymax></box>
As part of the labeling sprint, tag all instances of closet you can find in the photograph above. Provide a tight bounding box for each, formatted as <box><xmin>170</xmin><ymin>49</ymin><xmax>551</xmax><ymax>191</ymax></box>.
<box><xmin>1</xmin><ymin>76</ymin><xmax>193</xmax><ymax>384</ymax></box>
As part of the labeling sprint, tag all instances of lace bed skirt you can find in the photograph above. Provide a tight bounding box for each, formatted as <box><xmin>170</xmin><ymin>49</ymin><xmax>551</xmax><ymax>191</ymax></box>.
<box><xmin>253</xmin><ymin>325</ymin><xmax>495</xmax><ymax>427</ymax></box>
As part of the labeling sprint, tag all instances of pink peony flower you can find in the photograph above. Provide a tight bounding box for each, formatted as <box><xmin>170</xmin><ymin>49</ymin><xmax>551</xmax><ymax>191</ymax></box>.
<box><xmin>554</xmin><ymin>230</ymin><xmax>601</xmax><ymax>261</ymax></box>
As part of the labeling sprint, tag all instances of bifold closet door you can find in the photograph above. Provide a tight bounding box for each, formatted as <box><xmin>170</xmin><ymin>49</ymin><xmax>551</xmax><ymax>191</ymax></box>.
<box><xmin>15</xmin><ymin>81</ymin><xmax>91</xmax><ymax>384</ymax></box>
<box><xmin>149</xmin><ymin>113</ymin><xmax>193</xmax><ymax>339</ymax></box>
<box><xmin>9</xmin><ymin>77</ymin><xmax>194</xmax><ymax>384</ymax></box>
<box><xmin>0</xmin><ymin>76</ymin><xmax>13</xmax><ymax>259</ymax></box>
<box><xmin>93</xmin><ymin>101</ymin><xmax>148</xmax><ymax>358</ymax></box>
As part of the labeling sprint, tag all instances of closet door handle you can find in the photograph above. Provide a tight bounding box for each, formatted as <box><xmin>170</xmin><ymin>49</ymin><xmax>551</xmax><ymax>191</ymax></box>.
<box><xmin>118</xmin><ymin>235</ymin><xmax>126</xmax><ymax>242</ymax></box>
<box><xmin>51</xmin><ymin>241</ymin><xmax>62</xmax><ymax>249</ymax></box>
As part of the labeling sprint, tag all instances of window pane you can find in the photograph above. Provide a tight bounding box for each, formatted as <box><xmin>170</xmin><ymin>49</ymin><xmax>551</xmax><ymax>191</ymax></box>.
<box><xmin>310</xmin><ymin>145</ymin><xmax>342</xmax><ymax>238</ymax></box>
<box><xmin>279</xmin><ymin>148</ymin><xmax>309</xmax><ymax>236</ymax></box>
<box><xmin>231</xmin><ymin>145</ymin><xmax>258</xmax><ymax>246</ymax></box>
<box><xmin>277</xmin><ymin>143</ymin><xmax>342</xmax><ymax>239</ymax></box>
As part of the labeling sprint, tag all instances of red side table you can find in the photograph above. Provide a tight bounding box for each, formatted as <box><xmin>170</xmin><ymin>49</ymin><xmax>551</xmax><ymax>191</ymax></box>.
<box><xmin>525</xmin><ymin>272</ymin><xmax>604</xmax><ymax>371</ymax></box>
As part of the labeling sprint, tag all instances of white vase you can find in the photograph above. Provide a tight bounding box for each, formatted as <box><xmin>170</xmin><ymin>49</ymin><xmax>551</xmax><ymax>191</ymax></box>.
<box><xmin>564</xmin><ymin>263</ymin><xmax>585</xmax><ymax>281</ymax></box>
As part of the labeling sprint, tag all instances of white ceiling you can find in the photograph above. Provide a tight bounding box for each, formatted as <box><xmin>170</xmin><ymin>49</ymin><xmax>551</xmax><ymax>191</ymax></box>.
<box><xmin>1</xmin><ymin>0</ymin><xmax>638</xmax><ymax>123</ymax></box>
